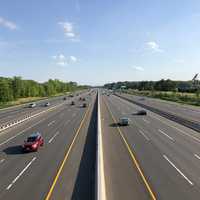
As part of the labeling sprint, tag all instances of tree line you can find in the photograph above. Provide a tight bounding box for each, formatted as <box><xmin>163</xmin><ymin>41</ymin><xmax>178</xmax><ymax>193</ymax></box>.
<box><xmin>0</xmin><ymin>76</ymin><xmax>87</xmax><ymax>103</ymax></box>
<box><xmin>104</xmin><ymin>79</ymin><xmax>197</xmax><ymax>93</ymax></box>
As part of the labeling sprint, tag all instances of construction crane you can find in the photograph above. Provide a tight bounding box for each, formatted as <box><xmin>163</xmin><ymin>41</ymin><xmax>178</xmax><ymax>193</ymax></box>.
<box><xmin>192</xmin><ymin>73</ymin><xmax>200</xmax><ymax>89</ymax></box>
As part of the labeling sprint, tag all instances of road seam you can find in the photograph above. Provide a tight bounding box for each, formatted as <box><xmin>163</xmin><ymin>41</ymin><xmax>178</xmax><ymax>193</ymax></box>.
<box><xmin>6</xmin><ymin>157</ymin><xmax>36</xmax><ymax>190</ymax></box>
<box><xmin>143</xmin><ymin>118</ymin><xmax>150</xmax><ymax>124</ymax></box>
<box><xmin>158</xmin><ymin>129</ymin><xmax>174</xmax><ymax>142</ymax></box>
<box><xmin>163</xmin><ymin>155</ymin><xmax>193</xmax><ymax>185</ymax></box>
<box><xmin>48</xmin><ymin>120</ymin><xmax>55</xmax><ymax>127</ymax></box>
<box><xmin>104</xmin><ymin>98</ymin><xmax>157</xmax><ymax>200</ymax></box>
<box><xmin>48</xmin><ymin>131</ymin><xmax>60</xmax><ymax>144</ymax></box>
<box><xmin>44</xmin><ymin>101</ymin><xmax>91</xmax><ymax>200</ymax></box>
<box><xmin>194</xmin><ymin>154</ymin><xmax>200</xmax><ymax>160</ymax></box>
<box><xmin>151</xmin><ymin>115</ymin><xmax>200</xmax><ymax>143</ymax></box>
<box><xmin>139</xmin><ymin>130</ymin><xmax>150</xmax><ymax>141</ymax></box>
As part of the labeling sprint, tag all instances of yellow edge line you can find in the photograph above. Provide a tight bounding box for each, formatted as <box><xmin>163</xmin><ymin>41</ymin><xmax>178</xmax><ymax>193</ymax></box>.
<box><xmin>103</xmin><ymin>98</ymin><xmax>157</xmax><ymax>200</ymax></box>
<box><xmin>44</xmin><ymin>105</ymin><xmax>91</xmax><ymax>200</ymax></box>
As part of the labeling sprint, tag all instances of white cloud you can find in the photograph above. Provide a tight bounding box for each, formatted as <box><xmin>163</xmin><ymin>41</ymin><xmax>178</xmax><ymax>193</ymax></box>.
<box><xmin>0</xmin><ymin>17</ymin><xmax>17</xmax><ymax>30</ymax></box>
<box><xmin>69</xmin><ymin>56</ymin><xmax>77</xmax><ymax>63</ymax></box>
<box><xmin>131</xmin><ymin>66</ymin><xmax>144</xmax><ymax>71</ymax></box>
<box><xmin>146</xmin><ymin>41</ymin><xmax>163</xmax><ymax>52</ymax></box>
<box><xmin>57</xmin><ymin>61</ymin><xmax>67</xmax><ymax>66</ymax></box>
<box><xmin>58</xmin><ymin>22</ymin><xmax>77</xmax><ymax>39</ymax></box>
<box><xmin>53</xmin><ymin>54</ymin><xmax>78</xmax><ymax>66</ymax></box>
<box><xmin>52</xmin><ymin>54</ymin><xmax>65</xmax><ymax>60</ymax></box>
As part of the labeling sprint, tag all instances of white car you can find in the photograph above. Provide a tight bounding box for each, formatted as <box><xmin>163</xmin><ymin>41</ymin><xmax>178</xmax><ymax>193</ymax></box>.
<box><xmin>29</xmin><ymin>103</ymin><xmax>36</xmax><ymax>108</ymax></box>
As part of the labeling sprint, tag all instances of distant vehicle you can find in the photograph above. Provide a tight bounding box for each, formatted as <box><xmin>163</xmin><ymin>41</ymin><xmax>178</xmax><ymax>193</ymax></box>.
<box><xmin>44</xmin><ymin>102</ymin><xmax>50</xmax><ymax>107</ymax></box>
<box><xmin>82</xmin><ymin>97</ymin><xmax>86</xmax><ymax>101</ymax></box>
<box><xmin>22</xmin><ymin>132</ymin><xmax>44</xmax><ymax>152</ymax></box>
<box><xmin>79</xmin><ymin>97</ymin><xmax>82</xmax><ymax>101</ymax></box>
<box><xmin>63</xmin><ymin>97</ymin><xmax>67</xmax><ymax>100</ymax></box>
<box><xmin>29</xmin><ymin>103</ymin><xmax>36</xmax><ymax>108</ymax></box>
<box><xmin>118</xmin><ymin>117</ymin><xmax>129</xmax><ymax>126</ymax></box>
<box><xmin>71</xmin><ymin>101</ymin><xmax>75</xmax><ymax>105</ymax></box>
<box><xmin>137</xmin><ymin>110</ymin><xmax>147</xmax><ymax>115</ymax></box>
<box><xmin>69</xmin><ymin>94</ymin><xmax>74</xmax><ymax>97</ymax></box>
<box><xmin>82</xmin><ymin>103</ymin><xmax>87</xmax><ymax>107</ymax></box>
<box><xmin>139</xmin><ymin>98</ymin><xmax>145</xmax><ymax>101</ymax></box>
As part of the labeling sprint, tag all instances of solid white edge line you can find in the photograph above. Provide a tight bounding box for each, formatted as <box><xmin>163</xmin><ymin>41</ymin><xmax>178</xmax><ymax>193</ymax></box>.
<box><xmin>48</xmin><ymin>131</ymin><xmax>59</xmax><ymax>144</ymax></box>
<box><xmin>158</xmin><ymin>129</ymin><xmax>174</xmax><ymax>141</ymax></box>
<box><xmin>163</xmin><ymin>155</ymin><xmax>193</xmax><ymax>185</ymax></box>
<box><xmin>97</xmin><ymin>91</ymin><xmax>107</xmax><ymax>200</ymax></box>
<box><xmin>6</xmin><ymin>157</ymin><xmax>36</xmax><ymax>190</ymax></box>
<box><xmin>139</xmin><ymin>130</ymin><xmax>150</xmax><ymax>141</ymax></box>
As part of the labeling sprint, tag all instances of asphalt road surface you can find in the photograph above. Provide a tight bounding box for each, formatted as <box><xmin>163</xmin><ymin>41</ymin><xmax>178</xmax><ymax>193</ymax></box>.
<box><xmin>0</xmin><ymin>91</ymin><xmax>96</xmax><ymax>200</ymax></box>
<box><xmin>117</xmin><ymin>92</ymin><xmax>200</xmax><ymax>124</ymax></box>
<box><xmin>101</xmin><ymin>93</ymin><xmax>200</xmax><ymax>200</ymax></box>
<box><xmin>0</xmin><ymin>91</ymin><xmax>86</xmax><ymax>125</ymax></box>
<box><xmin>1</xmin><ymin>89</ymin><xmax>200</xmax><ymax>200</ymax></box>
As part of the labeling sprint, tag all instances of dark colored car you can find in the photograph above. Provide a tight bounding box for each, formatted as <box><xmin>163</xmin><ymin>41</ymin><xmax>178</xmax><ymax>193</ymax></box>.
<box><xmin>82</xmin><ymin>97</ymin><xmax>86</xmax><ymax>101</ymax></box>
<box><xmin>44</xmin><ymin>102</ymin><xmax>50</xmax><ymax>107</ymax></box>
<box><xmin>71</xmin><ymin>101</ymin><xmax>75</xmax><ymax>105</ymax></box>
<box><xmin>137</xmin><ymin>110</ymin><xmax>147</xmax><ymax>115</ymax></box>
<box><xmin>22</xmin><ymin>132</ymin><xmax>44</xmax><ymax>152</ymax></box>
<box><xmin>82</xmin><ymin>103</ymin><xmax>87</xmax><ymax>107</ymax></box>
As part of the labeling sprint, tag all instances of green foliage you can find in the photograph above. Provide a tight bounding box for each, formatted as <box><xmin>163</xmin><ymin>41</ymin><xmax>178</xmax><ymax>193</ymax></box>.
<box><xmin>0</xmin><ymin>77</ymin><xmax>87</xmax><ymax>104</ymax></box>
<box><xmin>104</xmin><ymin>79</ymin><xmax>193</xmax><ymax>93</ymax></box>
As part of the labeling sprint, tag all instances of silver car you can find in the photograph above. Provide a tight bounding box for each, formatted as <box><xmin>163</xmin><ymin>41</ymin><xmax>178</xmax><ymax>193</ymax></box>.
<box><xmin>119</xmin><ymin>117</ymin><xmax>129</xmax><ymax>126</ymax></box>
<box><xmin>29</xmin><ymin>103</ymin><xmax>36</xmax><ymax>108</ymax></box>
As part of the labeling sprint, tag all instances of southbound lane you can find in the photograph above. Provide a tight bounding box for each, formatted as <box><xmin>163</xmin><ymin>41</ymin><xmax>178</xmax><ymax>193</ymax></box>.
<box><xmin>0</xmin><ymin>91</ymin><xmax>96</xmax><ymax>200</ymax></box>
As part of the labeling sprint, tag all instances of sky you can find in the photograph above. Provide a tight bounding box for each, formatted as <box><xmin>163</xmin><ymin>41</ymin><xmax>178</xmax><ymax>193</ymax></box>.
<box><xmin>0</xmin><ymin>0</ymin><xmax>200</xmax><ymax>85</ymax></box>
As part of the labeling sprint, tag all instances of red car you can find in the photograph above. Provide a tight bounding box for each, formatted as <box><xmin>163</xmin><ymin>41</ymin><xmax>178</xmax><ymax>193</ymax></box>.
<box><xmin>22</xmin><ymin>132</ymin><xmax>44</xmax><ymax>152</ymax></box>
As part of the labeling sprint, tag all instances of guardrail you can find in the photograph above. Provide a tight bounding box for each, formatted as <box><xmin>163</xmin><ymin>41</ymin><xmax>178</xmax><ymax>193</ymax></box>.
<box><xmin>96</xmin><ymin>90</ymin><xmax>107</xmax><ymax>200</ymax></box>
<box><xmin>115</xmin><ymin>94</ymin><xmax>200</xmax><ymax>133</ymax></box>
<box><xmin>0</xmin><ymin>102</ymin><xmax>66</xmax><ymax>133</ymax></box>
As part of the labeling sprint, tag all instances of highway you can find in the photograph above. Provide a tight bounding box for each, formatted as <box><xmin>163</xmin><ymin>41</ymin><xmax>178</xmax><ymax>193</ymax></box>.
<box><xmin>0</xmin><ymin>92</ymin><xmax>83</xmax><ymax>126</ymax></box>
<box><xmin>0</xmin><ymin>89</ymin><xmax>200</xmax><ymax>200</ymax></box>
<box><xmin>0</xmin><ymin>90</ymin><xmax>96</xmax><ymax>200</ymax></box>
<box><xmin>117</xmin><ymin>92</ymin><xmax>200</xmax><ymax>124</ymax></box>
<box><xmin>101</xmin><ymin>93</ymin><xmax>200</xmax><ymax>199</ymax></box>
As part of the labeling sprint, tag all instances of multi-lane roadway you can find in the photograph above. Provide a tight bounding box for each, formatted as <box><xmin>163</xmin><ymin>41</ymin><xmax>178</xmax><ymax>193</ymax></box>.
<box><xmin>101</xmin><ymin>93</ymin><xmax>200</xmax><ymax>200</ymax></box>
<box><xmin>0</xmin><ymin>89</ymin><xmax>200</xmax><ymax>200</ymax></box>
<box><xmin>0</xmin><ymin>91</ymin><xmax>96</xmax><ymax>200</ymax></box>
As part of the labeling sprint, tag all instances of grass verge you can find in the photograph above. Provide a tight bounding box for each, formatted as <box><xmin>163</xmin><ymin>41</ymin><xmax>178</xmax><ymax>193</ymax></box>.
<box><xmin>125</xmin><ymin>89</ymin><xmax>200</xmax><ymax>107</ymax></box>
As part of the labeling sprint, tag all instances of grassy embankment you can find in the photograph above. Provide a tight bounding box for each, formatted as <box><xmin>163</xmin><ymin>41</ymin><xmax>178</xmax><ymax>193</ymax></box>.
<box><xmin>125</xmin><ymin>89</ymin><xmax>200</xmax><ymax>106</ymax></box>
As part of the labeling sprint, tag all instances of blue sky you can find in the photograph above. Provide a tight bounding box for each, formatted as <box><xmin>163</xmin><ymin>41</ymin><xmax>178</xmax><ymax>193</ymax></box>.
<box><xmin>0</xmin><ymin>0</ymin><xmax>200</xmax><ymax>85</ymax></box>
